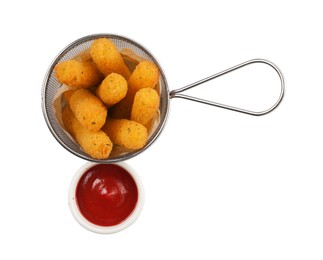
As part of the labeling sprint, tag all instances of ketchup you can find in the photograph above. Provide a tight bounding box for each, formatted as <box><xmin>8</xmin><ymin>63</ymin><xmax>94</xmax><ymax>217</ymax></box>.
<box><xmin>76</xmin><ymin>164</ymin><xmax>138</xmax><ymax>227</ymax></box>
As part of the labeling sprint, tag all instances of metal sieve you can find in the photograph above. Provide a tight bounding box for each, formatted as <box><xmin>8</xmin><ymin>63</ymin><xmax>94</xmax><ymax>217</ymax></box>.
<box><xmin>42</xmin><ymin>34</ymin><xmax>284</xmax><ymax>163</ymax></box>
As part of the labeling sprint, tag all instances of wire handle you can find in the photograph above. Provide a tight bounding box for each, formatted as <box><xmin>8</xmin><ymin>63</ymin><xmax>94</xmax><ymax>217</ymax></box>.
<box><xmin>169</xmin><ymin>59</ymin><xmax>285</xmax><ymax>116</ymax></box>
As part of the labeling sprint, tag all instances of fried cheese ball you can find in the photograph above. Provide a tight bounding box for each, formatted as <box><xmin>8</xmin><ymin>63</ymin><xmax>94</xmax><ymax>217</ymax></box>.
<box><xmin>90</xmin><ymin>38</ymin><xmax>131</xmax><ymax>79</ymax></box>
<box><xmin>96</xmin><ymin>73</ymin><xmax>128</xmax><ymax>107</ymax></box>
<box><xmin>54</xmin><ymin>60</ymin><xmax>103</xmax><ymax>88</ymax></box>
<box><xmin>131</xmin><ymin>88</ymin><xmax>160</xmax><ymax>128</ymax></box>
<box><xmin>62</xmin><ymin>105</ymin><xmax>113</xmax><ymax>159</ymax></box>
<box><xmin>103</xmin><ymin>119</ymin><xmax>148</xmax><ymax>150</ymax></box>
<box><xmin>69</xmin><ymin>89</ymin><xmax>107</xmax><ymax>132</ymax></box>
<box><xmin>110</xmin><ymin>60</ymin><xmax>160</xmax><ymax>119</ymax></box>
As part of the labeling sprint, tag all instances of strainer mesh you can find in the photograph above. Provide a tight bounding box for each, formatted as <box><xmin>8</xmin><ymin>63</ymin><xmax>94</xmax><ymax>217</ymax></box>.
<box><xmin>42</xmin><ymin>34</ymin><xmax>169</xmax><ymax>163</ymax></box>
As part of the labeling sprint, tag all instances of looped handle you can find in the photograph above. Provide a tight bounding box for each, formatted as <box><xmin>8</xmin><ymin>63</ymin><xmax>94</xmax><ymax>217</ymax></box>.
<box><xmin>169</xmin><ymin>59</ymin><xmax>285</xmax><ymax>116</ymax></box>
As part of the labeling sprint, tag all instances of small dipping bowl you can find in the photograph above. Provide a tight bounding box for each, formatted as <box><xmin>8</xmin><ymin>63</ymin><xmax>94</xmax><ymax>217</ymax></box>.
<box><xmin>69</xmin><ymin>162</ymin><xmax>144</xmax><ymax>234</ymax></box>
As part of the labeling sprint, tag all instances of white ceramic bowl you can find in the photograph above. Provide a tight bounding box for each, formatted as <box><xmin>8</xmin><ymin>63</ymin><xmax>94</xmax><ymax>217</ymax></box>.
<box><xmin>68</xmin><ymin>162</ymin><xmax>144</xmax><ymax>234</ymax></box>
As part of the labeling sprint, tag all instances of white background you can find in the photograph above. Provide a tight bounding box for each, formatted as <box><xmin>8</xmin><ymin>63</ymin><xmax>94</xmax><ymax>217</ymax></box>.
<box><xmin>1</xmin><ymin>1</ymin><xmax>322</xmax><ymax>259</ymax></box>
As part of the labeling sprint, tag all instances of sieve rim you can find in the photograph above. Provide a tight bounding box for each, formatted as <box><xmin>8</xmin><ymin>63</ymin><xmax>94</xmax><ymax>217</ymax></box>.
<box><xmin>41</xmin><ymin>33</ymin><xmax>171</xmax><ymax>163</ymax></box>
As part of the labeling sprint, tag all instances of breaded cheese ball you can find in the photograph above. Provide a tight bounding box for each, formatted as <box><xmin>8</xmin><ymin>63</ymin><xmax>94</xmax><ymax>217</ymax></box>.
<box><xmin>62</xmin><ymin>105</ymin><xmax>113</xmax><ymax>159</ymax></box>
<box><xmin>69</xmin><ymin>89</ymin><xmax>107</xmax><ymax>132</ymax></box>
<box><xmin>109</xmin><ymin>60</ymin><xmax>159</xmax><ymax>119</ymax></box>
<box><xmin>90</xmin><ymin>38</ymin><xmax>131</xmax><ymax>79</ymax></box>
<box><xmin>96</xmin><ymin>73</ymin><xmax>128</xmax><ymax>107</ymax></box>
<box><xmin>54</xmin><ymin>60</ymin><xmax>103</xmax><ymax>88</ymax></box>
<box><xmin>131</xmin><ymin>88</ymin><xmax>160</xmax><ymax>127</ymax></box>
<box><xmin>103</xmin><ymin>119</ymin><xmax>148</xmax><ymax>150</ymax></box>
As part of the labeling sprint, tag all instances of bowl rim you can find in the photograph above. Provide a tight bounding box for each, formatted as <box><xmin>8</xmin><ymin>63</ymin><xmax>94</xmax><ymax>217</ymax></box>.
<box><xmin>68</xmin><ymin>161</ymin><xmax>145</xmax><ymax>234</ymax></box>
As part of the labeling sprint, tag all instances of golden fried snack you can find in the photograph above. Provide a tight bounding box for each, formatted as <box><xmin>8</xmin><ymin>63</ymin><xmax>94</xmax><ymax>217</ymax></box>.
<box><xmin>109</xmin><ymin>60</ymin><xmax>160</xmax><ymax>119</ymax></box>
<box><xmin>109</xmin><ymin>93</ymin><xmax>134</xmax><ymax>119</ymax></box>
<box><xmin>62</xmin><ymin>105</ymin><xmax>76</xmax><ymax>136</ymax></box>
<box><xmin>54</xmin><ymin>60</ymin><xmax>103</xmax><ymax>88</ymax></box>
<box><xmin>63</xmin><ymin>90</ymin><xmax>76</xmax><ymax>103</ymax></box>
<box><xmin>128</xmin><ymin>60</ymin><xmax>159</xmax><ymax>92</ymax></box>
<box><xmin>75</xmin><ymin>124</ymin><xmax>113</xmax><ymax>160</ymax></box>
<box><xmin>69</xmin><ymin>89</ymin><xmax>107</xmax><ymax>132</ymax></box>
<box><xmin>96</xmin><ymin>73</ymin><xmax>128</xmax><ymax>107</ymax></box>
<box><xmin>103</xmin><ymin>119</ymin><xmax>148</xmax><ymax>150</ymax></box>
<box><xmin>90</xmin><ymin>38</ymin><xmax>131</xmax><ymax>79</ymax></box>
<box><xmin>62</xmin><ymin>105</ymin><xmax>113</xmax><ymax>159</ymax></box>
<box><xmin>131</xmin><ymin>88</ymin><xmax>160</xmax><ymax>128</ymax></box>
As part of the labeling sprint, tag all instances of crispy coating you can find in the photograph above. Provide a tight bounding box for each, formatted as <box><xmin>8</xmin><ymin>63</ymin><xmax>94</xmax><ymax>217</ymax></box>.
<box><xmin>75</xmin><ymin>125</ymin><xmax>113</xmax><ymax>160</ymax></box>
<box><xmin>62</xmin><ymin>105</ymin><xmax>113</xmax><ymax>159</ymax></box>
<box><xmin>131</xmin><ymin>88</ymin><xmax>160</xmax><ymax>127</ymax></box>
<box><xmin>62</xmin><ymin>105</ymin><xmax>76</xmax><ymax>136</ymax></box>
<box><xmin>63</xmin><ymin>90</ymin><xmax>76</xmax><ymax>103</ymax></box>
<box><xmin>128</xmin><ymin>60</ymin><xmax>159</xmax><ymax>92</ymax></box>
<box><xmin>109</xmin><ymin>60</ymin><xmax>159</xmax><ymax>119</ymax></box>
<box><xmin>90</xmin><ymin>38</ymin><xmax>131</xmax><ymax>79</ymax></box>
<box><xmin>54</xmin><ymin>60</ymin><xmax>103</xmax><ymax>88</ymax></box>
<box><xmin>96</xmin><ymin>73</ymin><xmax>128</xmax><ymax>107</ymax></box>
<box><xmin>69</xmin><ymin>89</ymin><xmax>107</xmax><ymax>132</ymax></box>
<box><xmin>103</xmin><ymin>119</ymin><xmax>148</xmax><ymax>150</ymax></box>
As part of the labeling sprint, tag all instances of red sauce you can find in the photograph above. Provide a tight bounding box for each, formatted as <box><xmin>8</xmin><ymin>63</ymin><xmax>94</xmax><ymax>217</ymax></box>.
<box><xmin>76</xmin><ymin>164</ymin><xmax>138</xmax><ymax>227</ymax></box>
